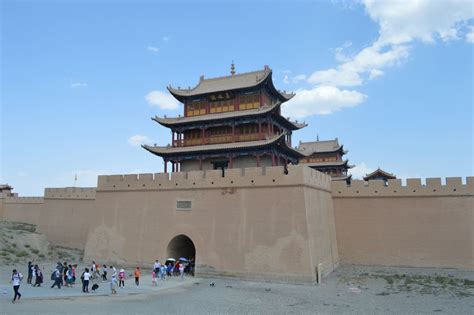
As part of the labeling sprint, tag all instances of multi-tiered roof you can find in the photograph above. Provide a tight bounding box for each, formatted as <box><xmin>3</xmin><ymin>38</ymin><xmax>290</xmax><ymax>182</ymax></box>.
<box><xmin>143</xmin><ymin>65</ymin><xmax>305</xmax><ymax>173</ymax></box>
<box><xmin>297</xmin><ymin>138</ymin><xmax>354</xmax><ymax>182</ymax></box>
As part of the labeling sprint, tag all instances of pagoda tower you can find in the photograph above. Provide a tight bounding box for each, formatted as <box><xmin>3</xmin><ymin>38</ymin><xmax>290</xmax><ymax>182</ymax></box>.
<box><xmin>297</xmin><ymin>138</ymin><xmax>354</xmax><ymax>182</ymax></box>
<box><xmin>143</xmin><ymin>65</ymin><xmax>306</xmax><ymax>174</ymax></box>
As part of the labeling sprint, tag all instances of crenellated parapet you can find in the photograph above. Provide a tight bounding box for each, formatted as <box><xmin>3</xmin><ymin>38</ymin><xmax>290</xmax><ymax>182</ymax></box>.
<box><xmin>97</xmin><ymin>165</ymin><xmax>331</xmax><ymax>192</ymax></box>
<box><xmin>4</xmin><ymin>196</ymin><xmax>44</xmax><ymax>204</ymax></box>
<box><xmin>332</xmin><ymin>177</ymin><xmax>474</xmax><ymax>197</ymax></box>
<box><xmin>44</xmin><ymin>187</ymin><xmax>96</xmax><ymax>200</ymax></box>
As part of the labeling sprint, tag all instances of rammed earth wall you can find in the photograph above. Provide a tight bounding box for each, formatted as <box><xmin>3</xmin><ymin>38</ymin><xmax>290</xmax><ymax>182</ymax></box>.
<box><xmin>84</xmin><ymin>165</ymin><xmax>339</xmax><ymax>283</ymax></box>
<box><xmin>36</xmin><ymin>187</ymin><xmax>96</xmax><ymax>249</ymax></box>
<box><xmin>2</xmin><ymin>196</ymin><xmax>43</xmax><ymax>225</ymax></box>
<box><xmin>332</xmin><ymin>178</ymin><xmax>474</xmax><ymax>269</ymax></box>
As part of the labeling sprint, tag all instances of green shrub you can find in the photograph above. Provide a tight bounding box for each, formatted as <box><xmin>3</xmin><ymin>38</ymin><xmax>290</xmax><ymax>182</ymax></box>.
<box><xmin>16</xmin><ymin>251</ymin><xmax>28</xmax><ymax>258</ymax></box>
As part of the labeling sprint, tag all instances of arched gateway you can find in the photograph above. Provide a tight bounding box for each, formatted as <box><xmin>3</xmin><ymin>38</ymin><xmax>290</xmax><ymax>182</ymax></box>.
<box><xmin>166</xmin><ymin>234</ymin><xmax>196</xmax><ymax>262</ymax></box>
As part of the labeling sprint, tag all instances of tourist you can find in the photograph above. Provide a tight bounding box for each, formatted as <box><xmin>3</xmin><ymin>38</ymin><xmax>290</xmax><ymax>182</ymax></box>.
<box><xmin>33</xmin><ymin>265</ymin><xmax>43</xmax><ymax>287</ymax></box>
<box><xmin>66</xmin><ymin>265</ymin><xmax>74</xmax><ymax>286</ymax></box>
<box><xmin>179</xmin><ymin>262</ymin><xmax>185</xmax><ymax>281</ymax></box>
<box><xmin>91</xmin><ymin>261</ymin><xmax>97</xmax><ymax>280</ymax></box>
<box><xmin>153</xmin><ymin>260</ymin><xmax>161</xmax><ymax>273</ymax></box>
<box><xmin>134</xmin><ymin>266</ymin><xmax>141</xmax><ymax>286</ymax></box>
<box><xmin>11</xmin><ymin>269</ymin><xmax>23</xmax><ymax>304</ymax></box>
<box><xmin>160</xmin><ymin>264</ymin><xmax>166</xmax><ymax>281</ymax></box>
<box><xmin>166</xmin><ymin>263</ymin><xmax>172</xmax><ymax>278</ymax></box>
<box><xmin>118</xmin><ymin>269</ymin><xmax>125</xmax><ymax>288</ymax></box>
<box><xmin>102</xmin><ymin>264</ymin><xmax>108</xmax><ymax>281</ymax></box>
<box><xmin>27</xmin><ymin>261</ymin><xmax>33</xmax><ymax>285</ymax></box>
<box><xmin>82</xmin><ymin>268</ymin><xmax>91</xmax><ymax>293</ymax></box>
<box><xmin>63</xmin><ymin>262</ymin><xmax>68</xmax><ymax>286</ymax></box>
<box><xmin>72</xmin><ymin>264</ymin><xmax>77</xmax><ymax>284</ymax></box>
<box><xmin>51</xmin><ymin>268</ymin><xmax>61</xmax><ymax>289</ymax></box>
<box><xmin>152</xmin><ymin>270</ymin><xmax>157</xmax><ymax>286</ymax></box>
<box><xmin>110</xmin><ymin>266</ymin><xmax>117</xmax><ymax>294</ymax></box>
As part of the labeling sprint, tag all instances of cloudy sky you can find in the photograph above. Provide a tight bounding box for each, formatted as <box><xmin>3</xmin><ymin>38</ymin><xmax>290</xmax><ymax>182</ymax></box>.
<box><xmin>1</xmin><ymin>0</ymin><xmax>473</xmax><ymax>195</ymax></box>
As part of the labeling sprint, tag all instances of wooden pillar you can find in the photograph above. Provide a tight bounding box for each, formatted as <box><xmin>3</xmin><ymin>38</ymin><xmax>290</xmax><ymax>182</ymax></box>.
<box><xmin>276</xmin><ymin>155</ymin><xmax>279</xmax><ymax>166</ymax></box>
<box><xmin>172</xmin><ymin>161</ymin><xmax>175</xmax><ymax>172</ymax></box>
<box><xmin>256</xmin><ymin>154</ymin><xmax>260</xmax><ymax>167</ymax></box>
<box><xmin>258</xmin><ymin>121</ymin><xmax>262</xmax><ymax>140</ymax></box>
<box><xmin>172</xmin><ymin>131</ymin><xmax>175</xmax><ymax>147</ymax></box>
<box><xmin>199</xmin><ymin>156</ymin><xmax>203</xmax><ymax>171</ymax></box>
<box><xmin>232</xmin><ymin>124</ymin><xmax>235</xmax><ymax>142</ymax></box>
<box><xmin>229</xmin><ymin>155</ymin><xmax>233</xmax><ymax>168</ymax></box>
<box><xmin>164</xmin><ymin>160</ymin><xmax>168</xmax><ymax>173</ymax></box>
<box><xmin>236</xmin><ymin>94</ymin><xmax>240</xmax><ymax>111</ymax></box>
<box><xmin>201</xmin><ymin>128</ymin><xmax>205</xmax><ymax>145</ymax></box>
<box><xmin>271</xmin><ymin>154</ymin><xmax>276</xmax><ymax>166</ymax></box>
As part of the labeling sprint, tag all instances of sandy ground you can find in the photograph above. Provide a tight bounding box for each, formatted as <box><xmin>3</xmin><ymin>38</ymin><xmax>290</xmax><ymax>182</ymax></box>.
<box><xmin>1</xmin><ymin>263</ymin><xmax>472</xmax><ymax>314</ymax></box>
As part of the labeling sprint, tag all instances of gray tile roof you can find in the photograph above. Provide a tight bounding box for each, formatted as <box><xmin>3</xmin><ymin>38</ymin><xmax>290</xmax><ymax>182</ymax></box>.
<box><xmin>167</xmin><ymin>66</ymin><xmax>294</xmax><ymax>101</ymax></box>
<box><xmin>300</xmin><ymin>160</ymin><xmax>353</xmax><ymax>168</ymax></box>
<box><xmin>297</xmin><ymin>139</ymin><xmax>343</xmax><ymax>155</ymax></box>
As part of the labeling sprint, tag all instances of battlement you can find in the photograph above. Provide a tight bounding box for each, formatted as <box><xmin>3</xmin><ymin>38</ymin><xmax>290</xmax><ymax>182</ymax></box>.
<box><xmin>44</xmin><ymin>187</ymin><xmax>96</xmax><ymax>200</ymax></box>
<box><xmin>332</xmin><ymin>177</ymin><xmax>474</xmax><ymax>197</ymax></box>
<box><xmin>97</xmin><ymin>165</ymin><xmax>331</xmax><ymax>192</ymax></box>
<box><xmin>4</xmin><ymin>196</ymin><xmax>44</xmax><ymax>204</ymax></box>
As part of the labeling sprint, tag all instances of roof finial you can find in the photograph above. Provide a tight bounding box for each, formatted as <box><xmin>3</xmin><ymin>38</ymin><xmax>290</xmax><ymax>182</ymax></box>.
<box><xmin>317</xmin><ymin>134</ymin><xmax>319</xmax><ymax>141</ymax></box>
<box><xmin>231</xmin><ymin>61</ymin><xmax>235</xmax><ymax>76</ymax></box>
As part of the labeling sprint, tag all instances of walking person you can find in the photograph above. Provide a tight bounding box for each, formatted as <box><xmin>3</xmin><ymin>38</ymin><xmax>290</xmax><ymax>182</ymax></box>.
<box><xmin>160</xmin><ymin>264</ymin><xmax>166</xmax><ymax>281</ymax></box>
<box><xmin>110</xmin><ymin>266</ymin><xmax>117</xmax><ymax>294</ymax></box>
<box><xmin>134</xmin><ymin>266</ymin><xmax>141</xmax><ymax>286</ymax></box>
<box><xmin>27</xmin><ymin>262</ymin><xmax>33</xmax><ymax>285</ymax></box>
<box><xmin>179</xmin><ymin>262</ymin><xmax>185</xmax><ymax>281</ymax></box>
<box><xmin>34</xmin><ymin>265</ymin><xmax>43</xmax><ymax>287</ymax></box>
<box><xmin>82</xmin><ymin>268</ymin><xmax>91</xmax><ymax>293</ymax></box>
<box><xmin>102</xmin><ymin>264</ymin><xmax>108</xmax><ymax>281</ymax></box>
<box><xmin>11</xmin><ymin>269</ymin><xmax>23</xmax><ymax>303</ymax></box>
<box><xmin>118</xmin><ymin>269</ymin><xmax>125</xmax><ymax>288</ymax></box>
<box><xmin>51</xmin><ymin>268</ymin><xmax>61</xmax><ymax>289</ymax></box>
<box><xmin>152</xmin><ymin>270</ymin><xmax>157</xmax><ymax>286</ymax></box>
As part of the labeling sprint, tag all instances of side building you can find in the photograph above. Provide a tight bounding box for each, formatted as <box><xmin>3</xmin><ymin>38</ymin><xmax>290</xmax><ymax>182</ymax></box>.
<box><xmin>142</xmin><ymin>65</ymin><xmax>306</xmax><ymax>174</ymax></box>
<box><xmin>297</xmin><ymin>138</ymin><xmax>354</xmax><ymax>182</ymax></box>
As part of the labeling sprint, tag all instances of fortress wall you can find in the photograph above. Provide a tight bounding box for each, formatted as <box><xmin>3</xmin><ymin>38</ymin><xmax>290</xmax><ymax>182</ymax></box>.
<box><xmin>85</xmin><ymin>165</ymin><xmax>337</xmax><ymax>283</ymax></box>
<box><xmin>36</xmin><ymin>187</ymin><xmax>96</xmax><ymax>249</ymax></box>
<box><xmin>332</xmin><ymin>178</ymin><xmax>474</xmax><ymax>269</ymax></box>
<box><xmin>2</xmin><ymin>196</ymin><xmax>44</xmax><ymax>225</ymax></box>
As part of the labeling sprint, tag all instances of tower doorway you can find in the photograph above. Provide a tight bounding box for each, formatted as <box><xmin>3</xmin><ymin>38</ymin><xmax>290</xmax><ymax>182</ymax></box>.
<box><xmin>166</xmin><ymin>234</ymin><xmax>196</xmax><ymax>275</ymax></box>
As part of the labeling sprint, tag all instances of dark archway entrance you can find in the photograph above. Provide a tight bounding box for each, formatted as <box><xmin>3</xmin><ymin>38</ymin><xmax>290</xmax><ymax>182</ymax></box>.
<box><xmin>166</xmin><ymin>234</ymin><xmax>196</xmax><ymax>275</ymax></box>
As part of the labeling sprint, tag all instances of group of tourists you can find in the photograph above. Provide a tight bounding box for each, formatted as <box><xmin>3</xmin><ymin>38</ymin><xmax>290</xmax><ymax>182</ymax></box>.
<box><xmin>9</xmin><ymin>257</ymin><xmax>195</xmax><ymax>304</ymax></box>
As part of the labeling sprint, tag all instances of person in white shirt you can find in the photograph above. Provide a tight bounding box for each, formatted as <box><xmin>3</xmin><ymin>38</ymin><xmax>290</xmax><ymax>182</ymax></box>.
<box><xmin>110</xmin><ymin>266</ymin><xmax>117</xmax><ymax>294</ymax></box>
<box><xmin>82</xmin><ymin>268</ymin><xmax>91</xmax><ymax>293</ymax></box>
<box><xmin>153</xmin><ymin>260</ymin><xmax>161</xmax><ymax>273</ymax></box>
<box><xmin>11</xmin><ymin>269</ymin><xmax>23</xmax><ymax>303</ymax></box>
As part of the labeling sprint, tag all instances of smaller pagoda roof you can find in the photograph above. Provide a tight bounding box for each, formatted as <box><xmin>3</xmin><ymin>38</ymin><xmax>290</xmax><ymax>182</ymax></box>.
<box><xmin>302</xmin><ymin>160</ymin><xmax>354</xmax><ymax>168</ymax></box>
<box><xmin>0</xmin><ymin>184</ymin><xmax>13</xmax><ymax>191</ymax></box>
<box><xmin>142</xmin><ymin>133</ymin><xmax>304</xmax><ymax>158</ymax></box>
<box><xmin>297</xmin><ymin>138</ymin><xmax>346</xmax><ymax>156</ymax></box>
<box><xmin>363</xmin><ymin>168</ymin><xmax>396</xmax><ymax>181</ymax></box>
<box><xmin>167</xmin><ymin>65</ymin><xmax>295</xmax><ymax>102</ymax></box>
<box><xmin>152</xmin><ymin>102</ymin><xmax>306</xmax><ymax>130</ymax></box>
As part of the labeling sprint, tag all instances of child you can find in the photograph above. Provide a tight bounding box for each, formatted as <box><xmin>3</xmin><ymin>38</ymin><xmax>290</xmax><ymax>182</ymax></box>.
<box><xmin>152</xmin><ymin>270</ymin><xmax>157</xmax><ymax>286</ymax></box>
<box><xmin>118</xmin><ymin>269</ymin><xmax>125</xmax><ymax>288</ymax></box>
<box><xmin>134</xmin><ymin>267</ymin><xmax>141</xmax><ymax>286</ymax></box>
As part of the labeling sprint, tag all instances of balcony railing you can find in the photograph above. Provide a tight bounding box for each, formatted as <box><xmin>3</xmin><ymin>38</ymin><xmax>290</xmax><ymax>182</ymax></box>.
<box><xmin>175</xmin><ymin>133</ymin><xmax>265</xmax><ymax>147</ymax></box>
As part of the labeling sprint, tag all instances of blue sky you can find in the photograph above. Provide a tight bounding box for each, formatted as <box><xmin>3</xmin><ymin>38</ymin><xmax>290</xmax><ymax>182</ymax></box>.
<box><xmin>1</xmin><ymin>0</ymin><xmax>473</xmax><ymax>195</ymax></box>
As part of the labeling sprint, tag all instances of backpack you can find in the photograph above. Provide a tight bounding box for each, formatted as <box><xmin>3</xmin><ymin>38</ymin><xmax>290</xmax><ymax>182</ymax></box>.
<box><xmin>51</xmin><ymin>271</ymin><xmax>56</xmax><ymax>281</ymax></box>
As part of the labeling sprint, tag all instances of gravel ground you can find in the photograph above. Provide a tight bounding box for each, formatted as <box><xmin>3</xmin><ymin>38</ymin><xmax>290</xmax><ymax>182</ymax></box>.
<box><xmin>1</xmin><ymin>264</ymin><xmax>473</xmax><ymax>314</ymax></box>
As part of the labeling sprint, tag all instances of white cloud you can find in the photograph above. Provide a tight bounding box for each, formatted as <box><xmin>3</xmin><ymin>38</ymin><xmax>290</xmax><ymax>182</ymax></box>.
<box><xmin>282</xmin><ymin>85</ymin><xmax>367</xmax><ymax>119</ymax></box>
<box><xmin>162</xmin><ymin>36</ymin><xmax>170</xmax><ymax>42</ymax></box>
<box><xmin>147</xmin><ymin>46</ymin><xmax>160</xmax><ymax>53</ymax></box>
<box><xmin>145</xmin><ymin>90</ymin><xmax>180</xmax><ymax>110</ymax></box>
<box><xmin>71</xmin><ymin>82</ymin><xmax>87</xmax><ymax>88</ymax></box>
<box><xmin>363</xmin><ymin>0</ymin><xmax>473</xmax><ymax>45</ymax></box>
<box><xmin>128</xmin><ymin>135</ymin><xmax>152</xmax><ymax>147</ymax></box>
<box><xmin>284</xmin><ymin>73</ymin><xmax>307</xmax><ymax>84</ymax></box>
<box><xmin>308</xmin><ymin>68</ymin><xmax>362</xmax><ymax>86</ymax></box>
<box><xmin>289</xmin><ymin>0</ymin><xmax>473</xmax><ymax>119</ymax></box>
<box><xmin>350</xmin><ymin>162</ymin><xmax>374</xmax><ymax>179</ymax></box>
<box><xmin>369</xmin><ymin>69</ymin><xmax>384</xmax><ymax>80</ymax></box>
<box><xmin>466</xmin><ymin>26</ymin><xmax>474</xmax><ymax>43</ymax></box>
